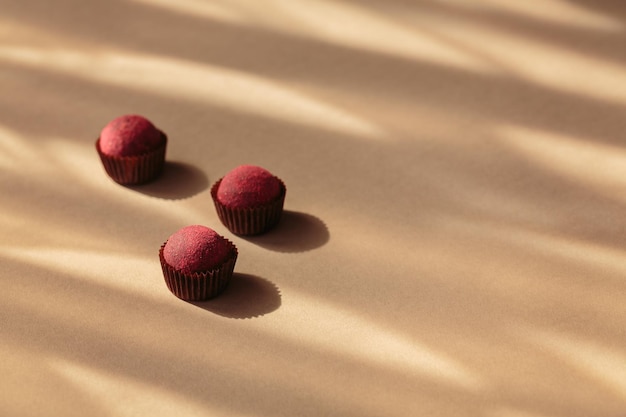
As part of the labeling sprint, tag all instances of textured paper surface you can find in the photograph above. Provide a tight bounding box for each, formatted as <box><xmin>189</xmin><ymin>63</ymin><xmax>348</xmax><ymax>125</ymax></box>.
<box><xmin>1</xmin><ymin>1</ymin><xmax>626</xmax><ymax>416</ymax></box>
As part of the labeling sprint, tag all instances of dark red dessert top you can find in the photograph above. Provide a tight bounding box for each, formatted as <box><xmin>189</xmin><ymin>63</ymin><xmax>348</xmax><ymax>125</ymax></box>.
<box><xmin>163</xmin><ymin>225</ymin><xmax>233</xmax><ymax>274</ymax></box>
<box><xmin>216</xmin><ymin>165</ymin><xmax>282</xmax><ymax>208</ymax></box>
<box><xmin>99</xmin><ymin>114</ymin><xmax>163</xmax><ymax>157</ymax></box>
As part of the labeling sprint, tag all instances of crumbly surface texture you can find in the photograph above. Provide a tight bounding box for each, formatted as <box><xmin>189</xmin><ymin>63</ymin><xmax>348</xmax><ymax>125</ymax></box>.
<box><xmin>217</xmin><ymin>165</ymin><xmax>281</xmax><ymax>208</ymax></box>
<box><xmin>99</xmin><ymin>114</ymin><xmax>163</xmax><ymax>157</ymax></box>
<box><xmin>163</xmin><ymin>225</ymin><xmax>232</xmax><ymax>274</ymax></box>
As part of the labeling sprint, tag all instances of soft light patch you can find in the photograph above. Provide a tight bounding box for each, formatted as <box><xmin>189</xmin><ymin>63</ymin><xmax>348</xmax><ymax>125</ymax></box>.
<box><xmin>131</xmin><ymin>0</ymin><xmax>246</xmax><ymax>24</ymax></box>
<box><xmin>486</xmin><ymin>406</ymin><xmax>555</xmax><ymax>417</ymax></box>
<box><xmin>498</xmin><ymin>124</ymin><xmax>626</xmax><ymax>191</ymax></box>
<box><xmin>1</xmin><ymin>247</ymin><xmax>159</xmax><ymax>296</ymax></box>
<box><xmin>443</xmin><ymin>0</ymin><xmax>623</xmax><ymax>32</ymax></box>
<box><xmin>531</xmin><ymin>330</ymin><xmax>626</xmax><ymax>398</ymax></box>
<box><xmin>437</xmin><ymin>23</ymin><xmax>626</xmax><ymax>104</ymax></box>
<box><xmin>0</xmin><ymin>125</ymin><xmax>37</xmax><ymax>170</ymax></box>
<box><xmin>50</xmin><ymin>359</ymin><xmax>242</xmax><ymax>417</ymax></box>
<box><xmin>259</xmin><ymin>0</ymin><xmax>496</xmax><ymax>73</ymax></box>
<box><xmin>0</xmin><ymin>46</ymin><xmax>383</xmax><ymax>139</ymax></box>
<box><xmin>259</xmin><ymin>289</ymin><xmax>484</xmax><ymax>391</ymax></box>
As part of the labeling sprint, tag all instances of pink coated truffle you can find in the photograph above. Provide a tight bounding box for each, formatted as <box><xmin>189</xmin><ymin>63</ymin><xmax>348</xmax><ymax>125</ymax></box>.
<box><xmin>99</xmin><ymin>114</ymin><xmax>164</xmax><ymax>157</ymax></box>
<box><xmin>163</xmin><ymin>225</ymin><xmax>233</xmax><ymax>274</ymax></box>
<box><xmin>217</xmin><ymin>165</ymin><xmax>282</xmax><ymax>208</ymax></box>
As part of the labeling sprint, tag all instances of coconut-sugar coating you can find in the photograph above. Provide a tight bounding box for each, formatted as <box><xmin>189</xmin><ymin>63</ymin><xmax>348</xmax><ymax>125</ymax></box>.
<box><xmin>99</xmin><ymin>114</ymin><xmax>163</xmax><ymax>157</ymax></box>
<box><xmin>163</xmin><ymin>225</ymin><xmax>233</xmax><ymax>274</ymax></box>
<box><xmin>217</xmin><ymin>165</ymin><xmax>282</xmax><ymax>208</ymax></box>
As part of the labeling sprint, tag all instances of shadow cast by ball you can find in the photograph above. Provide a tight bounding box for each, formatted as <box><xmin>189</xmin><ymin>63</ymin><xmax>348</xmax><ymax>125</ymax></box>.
<box><xmin>127</xmin><ymin>161</ymin><xmax>209</xmax><ymax>199</ymax></box>
<box><xmin>244</xmin><ymin>211</ymin><xmax>330</xmax><ymax>253</ymax></box>
<box><xmin>190</xmin><ymin>273</ymin><xmax>281</xmax><ymax>319</ymax></box>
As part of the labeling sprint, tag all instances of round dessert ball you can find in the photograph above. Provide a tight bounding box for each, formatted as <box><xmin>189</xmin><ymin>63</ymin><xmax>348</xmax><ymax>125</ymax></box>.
<box><xmin>216</xmin><ymin>165</ymin><xmax>282</xmax><ymax>208</ymax></box>
<box><xmin>211</xmin><ymin>165</ymin><xmax>286</xmax><ymax>235</ymax></box>
<box><xmin>163</xmin><ymin>225</ymin><xmax>234</xmax><ymax>275</ymax></box>
<box><xmin>99</xmin><ymin>114</ymin><xmax>164</xmax><ymax>157</ymax></box>
<box><xmin>96</xmin><ymin>114</ymin><xmax>167</xmax><ymax>185</ymax></box>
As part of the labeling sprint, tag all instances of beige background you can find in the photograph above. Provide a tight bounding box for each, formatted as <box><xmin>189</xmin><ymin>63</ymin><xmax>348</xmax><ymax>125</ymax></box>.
<box><xmin>2</xmin><ymin>1</ymin><xmax>626</xmax><ymax>416</ymax></box>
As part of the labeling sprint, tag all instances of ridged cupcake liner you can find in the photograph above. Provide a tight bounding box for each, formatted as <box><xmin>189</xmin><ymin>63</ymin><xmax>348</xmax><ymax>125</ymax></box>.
<box><xmin>159</xmin><ymin>241</ymin><xmax>238</xmax><ymax>301</ymax></box>
<box><xmin>96</xmin><ymin>133</ymin><xmax>167</xmax><ymax>185</ymax></box>
<box><xmin>211</xmin><ymin>178</ymin><xmax>286</xmax><ymax>236</ymax></box>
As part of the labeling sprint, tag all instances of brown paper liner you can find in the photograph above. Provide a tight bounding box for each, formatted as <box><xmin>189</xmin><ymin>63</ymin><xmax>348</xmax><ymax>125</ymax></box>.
<box><xmin>211</xmin><ymin>178</ymin><xmax>286</xmax><ymax>236</ymax></box>
<box><xmin>159</xmin><ymin>241</ymin><xmax>238</xmax><ymax>301</ymax></box>
<box><xmin>96</xmin><ymin>133</ymin><xmax>167</xmax><ymax>185</ymax></box>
